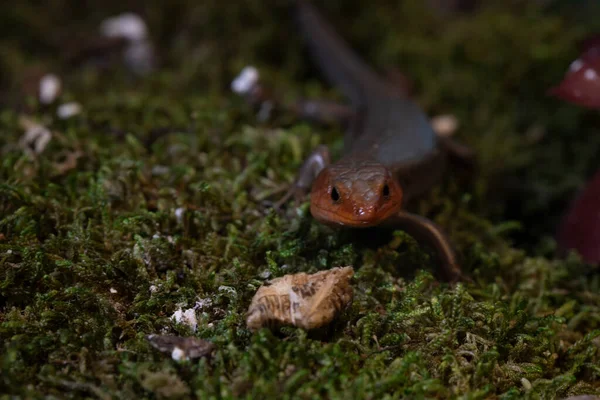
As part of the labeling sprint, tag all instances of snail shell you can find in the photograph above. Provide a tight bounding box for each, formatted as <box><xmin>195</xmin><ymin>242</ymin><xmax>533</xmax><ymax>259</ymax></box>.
<box><xmin>246</xmin><ymin>266</ymin><xmax>354</xmax><ymax>331</ymax></box>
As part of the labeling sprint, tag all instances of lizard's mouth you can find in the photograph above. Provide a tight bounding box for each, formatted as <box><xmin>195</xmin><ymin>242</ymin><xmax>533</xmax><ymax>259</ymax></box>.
<box><xmin>310</xmin><ymin>201</ymin><xmax>402</xmax><ymax>228</ymax></box>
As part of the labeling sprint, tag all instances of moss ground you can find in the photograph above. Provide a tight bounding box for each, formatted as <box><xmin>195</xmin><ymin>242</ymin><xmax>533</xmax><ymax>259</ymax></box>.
<box><xmin>1</xmin><ymin>0</ymin><xmax>600</xmax><ymax>398</ymax></box>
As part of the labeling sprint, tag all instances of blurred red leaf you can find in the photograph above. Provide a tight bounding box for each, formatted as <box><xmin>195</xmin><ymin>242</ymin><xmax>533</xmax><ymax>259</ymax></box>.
<box><xmin>557</xmin><ymin>170</ymin><xmax>600</xmax><ymax>263</ymax></box>
<box><xmin>548</xmin><ymin>43</ymin><xmax>600</xmax><ymax>109</ymax></box>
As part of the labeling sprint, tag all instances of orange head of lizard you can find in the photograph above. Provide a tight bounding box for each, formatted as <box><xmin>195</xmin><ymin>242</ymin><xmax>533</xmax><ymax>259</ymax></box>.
<box><xmin>309</xmin><ymin>159</ymin><xmax>403</xmax><ymax>227</ymax></box>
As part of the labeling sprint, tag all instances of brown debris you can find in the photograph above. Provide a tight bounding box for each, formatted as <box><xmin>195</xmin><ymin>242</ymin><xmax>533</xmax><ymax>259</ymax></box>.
<box><xmin>18</xmin><ymin>116</ymin><xmax>52</xmax><ymax>155</ymax></box>
<box><xmin>52</xmin><ymin>150</ymin><xmax>83</xmax><ymax>176</ymax></box>
<box><xmin>246</xmin><ymin>266</ymin><xmax>354</xmax><ymax>332</ymax></box>
<box><xmin>146</xmin><ymin>334</ymin><xmax>215</xmax><ymax>362</ymax></box>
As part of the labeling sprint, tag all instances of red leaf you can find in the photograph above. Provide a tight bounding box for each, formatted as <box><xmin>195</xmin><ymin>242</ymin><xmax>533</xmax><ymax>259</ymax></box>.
<box><xmin>548</xmin><ymin>46</ymin><xmax>600</xmax><ymax>109</ymax></box>
<box><xmin>557</xmin><ymin>169</ymin><xmax>600</xmax><ymax>263</ymax></box>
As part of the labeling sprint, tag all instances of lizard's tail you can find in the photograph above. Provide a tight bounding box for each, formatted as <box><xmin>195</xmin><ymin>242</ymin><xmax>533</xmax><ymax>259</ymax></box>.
<box><xmin>291</xmin><ymin>0</ymin><xmax>388</xmax><ymax>106</ymax></box>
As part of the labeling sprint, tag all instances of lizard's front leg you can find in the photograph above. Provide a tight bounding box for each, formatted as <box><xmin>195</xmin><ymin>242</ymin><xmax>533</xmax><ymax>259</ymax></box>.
<box><xmin>274</xmin><ymin>145</ymin><xmax>331</xmax><ymax>208</ymax></box>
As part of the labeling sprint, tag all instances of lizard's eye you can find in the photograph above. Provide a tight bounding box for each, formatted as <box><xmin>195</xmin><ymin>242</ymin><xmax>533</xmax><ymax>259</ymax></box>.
<box><xmin>382</xmin><ymin>183</ymin><xmax>390</xmax><ymax>198</ymax></box>
<box><xmin>331</xmin><ymin>186</ymin><xmax>341</xmax><ymax>203</ymax></box>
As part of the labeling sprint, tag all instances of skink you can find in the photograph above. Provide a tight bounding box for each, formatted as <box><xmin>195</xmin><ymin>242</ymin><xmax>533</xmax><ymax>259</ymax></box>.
<box><xmin>240</xmin><ymin>0</ymin><xmax>474</xmax><ymax>281</ymax></box>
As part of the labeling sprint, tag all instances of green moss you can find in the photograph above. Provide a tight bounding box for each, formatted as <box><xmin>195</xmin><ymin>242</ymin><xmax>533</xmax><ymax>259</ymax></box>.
<box><xmin>1</xmin><ymin>0</ymin><xmax>600</xmax><ymax>398</ymax></box>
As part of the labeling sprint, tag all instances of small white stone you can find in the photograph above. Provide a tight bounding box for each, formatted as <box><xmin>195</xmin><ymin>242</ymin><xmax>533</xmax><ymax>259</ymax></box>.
<box><xmin>171</xmin><ymin>308</ymin><xmax>198</xmax><ymax>332</ymax></box>
<box><xmin>231</xmin><ymin>66</ymin><xmax>259</xmax><ymax>94</ymax></box>
<box><xmin>6</xmin><ymin>250</ymin><xmax>12</xmax><ymax>254</ymax></box>
<box><xmin>20</xmin><ymin>124</ymin><xmax>52</xmax><ymax>154</ymax></box>
<box><xmin>259</xmin><ymin>270</ymin><xmax>272</xmax><ymax>279</ymax></box>
<box><xmin>175</xmin><ymin>207</ymin><xmax>185</xmax><ymax>223</ymax></box>
<box><xmin>100</xmin><ymin>12</ymin><xmax>148</xmax><ymax>41</ymax></box>
<box><xmin>57</xmin><ymin>102</ymin><xmax>82</xmax><ymax>119</ymax></box>
<box><xmin>149</xmin><ymin>285</ymin><xmax>158</xmax><ymax>293</ymax></box>
<box><xmin>584</xmin><ymin>68</ymin><xmax>598</xmax><ymax>81</ymax></box>
<box><xmin>110</xmin><ymin>288</ymin><xmax>118</xmax><ymax>294</ymax></box>
<box><xmin>99</xmin><ymin>13</ymin><xmax>154</xmax><ymax>75</ymax></box>
<box><xmin>171</xmin><ymin>346</ymin><xmax>186</xmax><ymax>362</ymax></box>
<box><xmin>172</xmin><ymin>309</ymin><xmax>184</xmax><ymax>322</ymax></box>
<box><xmin>33</xmin><ymin>129</ymin><xmax>52</xmax><ymax>153</ymax></box>
<box><xmin>194</xmin><ymin>297</ymin><xmax>213</xmax><ymax>310</ymax></box>
<box><xmin>39</xmin><ymin>74</ymin><xmax>61</xmax><ymax>104</ymax></box>
<box><xmin>431</xmin><ymin>114</ymin><xmax>459</xmax><ymax>138</ymax></box>
<box><xmin>152</xmin><ymin>233</ymin><xmax>161</xmax><ymax>240</ymax></box>
<box><xmin>182</xmin><ymin>309</ymin><xmax>197</xmax><ymax>332</ymax></box>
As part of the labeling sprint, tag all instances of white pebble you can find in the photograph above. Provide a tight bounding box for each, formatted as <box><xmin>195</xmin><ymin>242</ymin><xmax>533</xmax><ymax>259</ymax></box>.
<box><xmin>172</xmin><ymin>309</ymin><xmax>184</xmax><ymax>322</ymax></box>
<box><xmin>149</xmin><ymin>285</ymin><xmax>158</xmax><ymax>293</ymax></box>
<box><xmin>171</xmin><ymin>346</ymin><xmax>186</xmax><ymax>362</ymax></box>
<box><xmin>39</xmin><ymin>74</ymin><xmax>61</xmax><ymax>104</ymax></box>
<box><xmin>100</xmin><ymin>13</ymin><xmax>154</xmax><ymax>75</ymax></box>
<box><xmin>57</xmin><ymin>102</ymin><xmax>82</xmax><ymax>119</ymax></box>
<box><xmin>259</xmin><ymin>270</ymin><xmax>272</xmax><ymax>279</ymax></box>
<box><xmin>110</xmin><ymin>288</ymin><xmax>118</xmax><ymax>294</ymax></box>
<box><xmin>231</xmin><ymin>66</ymin><xmax>259</xmax><ymax>94</ymax></box>
<box><xmin>175</xmin><ymin>207</ymin><xmax>185</xmax><ymax>223</ymax></box>
<box><xmin>431</xmin><ymin>114</ymin><xmax>459</xmax><ymax>138</ymax></box>
<box><xmin>194</xmin><ymin>297</ymin><xmax>213</xmax><ymax>310</ymax></box>
<box><xmin>20</xmin><ymin>124</ymin><xmax>52</xmax><ymax>154</ymax></box>
<box><xmin>100</xmin><ymin>12</ymin><xmax>148</xmax><ymax>41</ymax></box>
<box><xmin>171</xmin><ymin>308</ymin><xmax>198</xmax><ymax>332</ymax></box>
